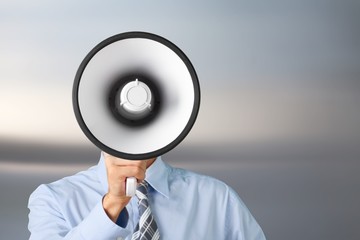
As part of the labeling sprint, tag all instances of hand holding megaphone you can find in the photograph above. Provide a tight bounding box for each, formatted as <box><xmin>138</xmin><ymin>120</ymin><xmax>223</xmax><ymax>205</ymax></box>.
<box><xmin>103</xmin><ymin>152</ymin><xmax>153</xmax><ymax>197</ymax></box>
<box><xmin>102</xmin><ymin>153</ymin><xmax>151</xmax><ymax>222</ymax></box>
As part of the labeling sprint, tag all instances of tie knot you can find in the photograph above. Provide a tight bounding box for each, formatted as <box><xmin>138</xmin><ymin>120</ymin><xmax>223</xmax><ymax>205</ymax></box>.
<box><xmin>136</xmin><ymin>181</ymin><xmax>149</xmax><ymax>200</ymax></box>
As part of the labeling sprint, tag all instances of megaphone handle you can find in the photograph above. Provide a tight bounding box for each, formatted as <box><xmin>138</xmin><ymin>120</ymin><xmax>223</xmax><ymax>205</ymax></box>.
<box><xmin>125</xmin><ymin>177</ymin><xmax>137</xmax><ymax>197</ymax></box>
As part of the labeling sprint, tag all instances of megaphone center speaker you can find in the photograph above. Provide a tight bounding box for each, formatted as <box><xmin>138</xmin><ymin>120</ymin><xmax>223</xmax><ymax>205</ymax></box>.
<box><xmin>108</xmin><ymin>74</ymin><xmax>162</xmax><ymax>126</ymax></box>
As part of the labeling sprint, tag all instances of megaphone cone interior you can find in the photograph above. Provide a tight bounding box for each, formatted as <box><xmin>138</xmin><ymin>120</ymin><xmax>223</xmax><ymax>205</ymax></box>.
<box><xmin>73</xmin><ymin>32</ymin><xmax>200</xmax><ymax>160</ymax></box>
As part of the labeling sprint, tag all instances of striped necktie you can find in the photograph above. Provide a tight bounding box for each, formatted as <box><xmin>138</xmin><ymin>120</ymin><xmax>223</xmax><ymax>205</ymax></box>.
<box><xmin>131</xmin><ymin>181</ymin><xmax>160</xmax><ymax>240</ymax></box>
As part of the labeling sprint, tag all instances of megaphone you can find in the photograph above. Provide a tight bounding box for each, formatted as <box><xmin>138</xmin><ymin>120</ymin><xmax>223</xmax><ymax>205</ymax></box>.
<box><xmin>72</xmin><ymin>32</ymin><xmax>200</xmax><ymax>195</ymax></box>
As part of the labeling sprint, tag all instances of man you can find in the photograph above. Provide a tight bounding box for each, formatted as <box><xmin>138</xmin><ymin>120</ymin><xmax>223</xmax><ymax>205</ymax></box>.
<box><xmin>28</xmin><ymin>152</ymin><xmax>266</xmax><ymax>239</ymax></box>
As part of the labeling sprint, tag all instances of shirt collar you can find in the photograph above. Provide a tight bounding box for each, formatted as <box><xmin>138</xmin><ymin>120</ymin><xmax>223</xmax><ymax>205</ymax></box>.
<box><xmin>144</xmin><ymin>156</ymin><xmax>170</xmax><ymax>198</ymax></box>
<box><xmin>97</xmin><ymin>154</ymin><xmax>170</xmax><ymax>199</ymax></box>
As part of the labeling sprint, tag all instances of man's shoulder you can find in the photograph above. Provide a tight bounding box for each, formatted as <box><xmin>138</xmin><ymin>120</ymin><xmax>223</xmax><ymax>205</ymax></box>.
<box><xmin>29</xmin><ymin>164</ymin><xmax>100</xmax><ymax>202</ymax></box>
<box><xmin>167</xmin><ymin>164</ymin><xmax>238</xmax><ymax>198</ymax></box>
<box><xmin>169</xmin><ymin>165</ymin><xmax>222</xmax><ymax>183</ymax></box>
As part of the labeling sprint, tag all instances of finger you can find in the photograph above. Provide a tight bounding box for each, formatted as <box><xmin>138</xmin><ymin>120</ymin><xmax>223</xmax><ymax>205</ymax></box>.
<box><xmin>108</xmin><ymin>165</ymin><xmax>146</xmax><ymax>181</ymax></box>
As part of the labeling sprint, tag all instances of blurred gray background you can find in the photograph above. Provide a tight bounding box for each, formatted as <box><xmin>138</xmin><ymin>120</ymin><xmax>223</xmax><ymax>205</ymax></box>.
<box><xmin>1</xmin><ymin>0</ymin><xmax>359</xmax><ymax>239</ymax></box>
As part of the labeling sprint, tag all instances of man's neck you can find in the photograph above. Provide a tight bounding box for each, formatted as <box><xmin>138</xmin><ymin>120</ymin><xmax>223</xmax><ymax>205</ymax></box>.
<box><xmin>146</xmin><ymin>158</ymin><xmax>156</xmax><ymax>168</ymax></box>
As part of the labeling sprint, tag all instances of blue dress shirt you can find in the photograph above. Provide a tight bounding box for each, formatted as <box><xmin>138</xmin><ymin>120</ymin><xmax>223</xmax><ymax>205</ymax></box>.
<box><xmin>28</xmin><ymin>155</ymin><xmax>266</xmax><ymax>240</ymax></box>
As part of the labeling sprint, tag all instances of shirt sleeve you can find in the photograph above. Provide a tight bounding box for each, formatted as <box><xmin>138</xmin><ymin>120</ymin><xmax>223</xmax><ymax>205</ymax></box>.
<box><xmin>225</xmin><ymin>187</ymin><xmax>267</xmax><ymax>240</ymax></box>
<box><xmin>28</xmin><ymin>185</ymin><xmax>132</xmax><ymax>240</ymax></box>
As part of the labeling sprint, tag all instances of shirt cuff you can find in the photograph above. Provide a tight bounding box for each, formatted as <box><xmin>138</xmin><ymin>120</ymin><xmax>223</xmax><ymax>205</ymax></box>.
<box><xmin>116</xmin><ymin>207</ymin><xmax>129</xmax><ymax>228</ymax></box>
<box><xmin>78</xmin><ymin>201</ymin><xmax>131</xmax><ymax>239</ymax></box>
